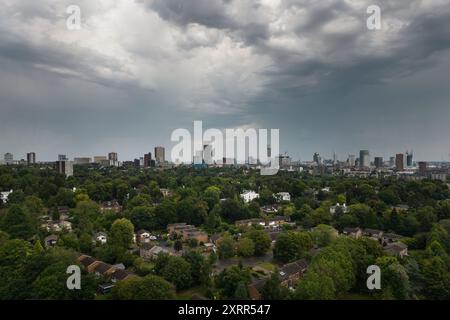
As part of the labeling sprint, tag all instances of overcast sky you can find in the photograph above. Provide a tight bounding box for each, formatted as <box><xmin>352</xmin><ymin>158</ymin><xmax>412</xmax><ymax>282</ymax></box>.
<box><xmin>1</xmin><ymin>0</ymin><xmax>450</xmax><ymax>162</ymax></box>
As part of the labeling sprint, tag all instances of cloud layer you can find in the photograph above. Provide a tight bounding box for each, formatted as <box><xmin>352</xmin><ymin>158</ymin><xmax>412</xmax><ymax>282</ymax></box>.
<box><xmin>1</xmin><ymin>0</ymin><xmax>450</xmax><ymax>161</ymax></box>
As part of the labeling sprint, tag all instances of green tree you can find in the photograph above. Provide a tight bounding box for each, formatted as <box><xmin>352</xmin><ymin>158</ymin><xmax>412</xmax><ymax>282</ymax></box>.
<box><xmin>111</xmin><ymin>275</ymin><xmax>175</xmax><ymax>300</ymax></box>
<box><xmin>159</xmin><ymin>256</ymin><xmax>192</xmax><ymax>291</ymax></box>
<box><xmin>109</xmin><ymin>218</ymin><xmax>134</xmax><ymax>250</ymax></box>
<box><xmin>245</xmin><ymin>229</ymin><xmax>271</xmax><ymax>256</ymax></box>
<box><xmin>273</xmin><ymin>231</ymin><xmax>313</xmax><ymax>263</ymax></box>
<box><xmin>0</xmin><ymin>205</ymin><xmax>36</xmax><ymax>239</ymax></box>
<box><xmin>294</xmin><ymin>271</ymin><xmax>335</xmax><ymax>300</ymax></box>
<box><xmin>237</xmin><ymin>238</ymin><xmax>255</xmax><ymax>257</ymax></box>
<box><xmin>218</xmin><ymin>235</ymin><xmax>236</xmax><ymax>260</ymax></box>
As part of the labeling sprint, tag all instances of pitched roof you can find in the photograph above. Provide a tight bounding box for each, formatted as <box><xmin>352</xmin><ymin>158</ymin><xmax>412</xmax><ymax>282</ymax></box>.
<box><xmin>93</xmin><ymin>262</ymin><xmax>113</xmax><ymax>274</ymax></box>
<box><xmin>78</xmin><ymin>255</ymin><xmax>97</xmax><ymax>268</ymax></box>
<box><xmin>279</xmin><ymin>259</ymin><xmax>308</xmax><ymax>280</ymax></box>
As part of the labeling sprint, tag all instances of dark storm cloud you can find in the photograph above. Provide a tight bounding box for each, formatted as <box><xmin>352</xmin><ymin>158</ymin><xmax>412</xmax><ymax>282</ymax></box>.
<box><xmin>149</xmin><ymin>0</ymin><xmax>237</xmax><ymax>29</ymax></box>
<box><xmin>1</xmin><ymin>0</ymin><xmax>450</xmax><ymax>162</ymax></box>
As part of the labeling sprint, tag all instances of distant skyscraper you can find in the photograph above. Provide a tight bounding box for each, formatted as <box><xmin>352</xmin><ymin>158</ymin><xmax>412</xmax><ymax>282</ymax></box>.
<box><xmin>348</xmin><ymin>155</ymin><xmax>356</xmax><ymax>167</ymax></box>
<box><xmin>55</xmin><ymin>160</ymin><xmax>73</xmax><ymax>177</ymax></box>
<box><xmin>26</xmin><ymin>152</ymin><xmax>36</xmax><ymax>165</ymax></box>
<box><xmin>359</xmin><ymin>150</ymin><xmax>370</xmax><ymax>169</ymax></box>
<box><xmin>313</xmin><ymin>152</ymin><xmax>321</xmax><ymax>165</ymax></box>
<box><xmin>374</xmin><ymin>157</ymin><xmax>384</xmax><ymax>169</ymax></box>
<box><xmin>395</xmin><ymin>154</ymin><xmax>404</xmax><ymax>171</ymax></box>
<box><xmin>4</xmin><ymin>153</ymin><xmax>13</xmax><ymax>165</ymax></box>
<box><xmin>58</xmin><ymin>154</ymin><xmax>68</xmax><ymax>161</ymax></box>
<box><xmin>144</xmin><ymin>152</ymin><xmax>152</xmax><ymax>167</ymax></box>
<box><xmin>418</xmin><ymin>161</ymin><xmax>427</xmax><ymax>175</ymax></box>
<box><xmin>93</xmin><ymin>156</ymin><xmax>107</xmax><ymax>163</ymax></box>
<box><xmin>154</xmin><ymin>147</ymin><xmax>165</xmax><ymax>164</ymax></box>
<box><xmin>203</xmin><ymin>144</ymin><xmax>213</xmax><ymax>165</ymax></box>
<box><xmin>406</xmin><ymin>151</ymin><xmax>413</xmax><ymax>167</ymax></box>
<box><xmin>108</xmin><ymin>152</ymin><xmax>118</xmax><ymax>162</ymax></box>
<box><xmin>389</xmin><ymin>157</ymin><xmax>395</xmax><ymax>167</ymax></box>
<box><xmin>74</xmin><ymin>157</ymin><xmax>91</xmax><ymax>165</ymax></box>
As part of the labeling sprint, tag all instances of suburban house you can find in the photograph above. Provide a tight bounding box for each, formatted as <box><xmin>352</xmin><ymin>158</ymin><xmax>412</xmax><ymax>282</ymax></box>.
<box><xmin>381</xmin><ymin>232</ymin><xmax>403</xmax><ymax>245</ymax></box>
<box><xmin>100</xmin><ymin>200</ymin><xmax>122</xmax><ymax>213</ymax></box>
<box><xmin>274</xmin><ymin>192</ymin><xmax>291</xmax><ymax>202</ymax></box>
<box><xmin>261</xmin><ymin>205</ymin><xmax>279</xmax><ymax>214</ymax></box>
<box><xmin>235</xmin><ymin>218</ymin><xmax>265</xmax><ymax>228</ymax></box>
<box><xmin>136</xmin><ymin>229</ymin><xmax>152</xmax><ymax>244</ymax></box>
<box><xmin>41</xmin><ymin>220</ymin><xmax>72</xmax><ymax>232</ymax></box>
<box><xmin>107</xmin><ymin>268</ymin><xmax>133</xmax><ymax>282</ymax></box>
<box><xmin>240</xmin><ymin>190</ymin><xmax>260</xmax><ymax>203</ymax></box>
<box><xmin>94</xmin><ymin>232</ymin><xmax>108</xmax><ymax>244</ymax></box>
<box><xmin>266</xmin><ymin>216</ymin><xmax>291</xmax><ymax>229</ymax></box>
<box><xmin>235</xmin><ymin>216</ymin><xmax>290</xmax><ymax>230</ymax></box>
<box><xmin>0</xmin><ymin>189</ymin><xmax>13</xmax><ymax>203</ymax></box>
<box><xmin>57</xmin><ymin>206</ymin><xmax>70</xmax><ymax>220</ymax></box>
<box><xmin>167</xmin><ymin>223</ymin><xmax>208</xmax><ymax>243</ymax></box>
<box><xmin>329</xmin><ymin>203</ymin><xmax>349</xmax><ymax>215</ymax></box>
<box><xmin>247</xmin><ymin>278</ymin><xmax>269</xmax><ymax>300</ymax></box>
<box><xmin>89</xmin><ymin>261</ymin><xmax>114</xmax><ymax>277</ymax></box>
<box><xmin>362</xmin><ymin>228</ymin><xmax>384</xmax><ymax>241</ymax></box>
<box><xmin>44</xmin><ymin>234</ymin><xmax>58</xmax><ymax>247</ymax></box>
<box><xmin>384</xmin><ymin>242</ymin><xmax>408</xmax><ymax>258</ymax></box>
<box><xmin>160</xmin><ymin>188</ymin><xmax>173</xmax><ymax>198</ymax></box>
<box><xmin>279</xmin><ymin>259</ymin><xmax>309</xmax><ymax>288</ymax></box>
<box><xmin>342</xmin><ymin>227</ymin><xmax>362</xmax><ymax>238</ymax></box>
<box><xmin>77</xmin><ymin>255</ymin><xmax>134</xmax><ymax>282</ymax></box>
<box><xmin>139</xmin><ymin>243</ymin><xmax>170</xmax><ymax>261</ymax></box>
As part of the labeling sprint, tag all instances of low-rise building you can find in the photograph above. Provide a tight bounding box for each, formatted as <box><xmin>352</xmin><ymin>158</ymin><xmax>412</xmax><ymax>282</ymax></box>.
<box><xmin>44</xmin><ymin>235</ymin><xmax>58</xmax><ymax>248</ymax></box>
<box><xmin>329</xmin><ymin>203</ymin><xmax>349</xmax><ymax>215</ymax></box>
<box><xmin>384</xmin><ymin>242</ymin><xmax>408</xmax><ymax>258</ymax></box>
<box><xmin>240</xmin><ymin>190</ymin><xmax>260</xmax><ymax>203</ymax></box>
<box><xmin>342</xmin><ymin>227</ymin><xmax>362</xmax><ymax>238</ymax></box>
<box><xmin>274</xmin><ymin>192</ymin><xmax>291</xmax><ymax>202</ymax></box>
<box><xmin>94</xmin><ymin>232</ymin><xmax>108</xmax><ymax>245</ymax></box>
<box><xmin>139</xmin><ymin>244</ymin><xmax>170</xmax><ymax>261</ymax></box>
<box><xmin>100</xmin><ymin>200</ymin><xmax>122</xmax><ymax>213</ymax></box>
<box><xmin>0</xmin><ymin>190</ymin><xmax>13</xmax><ymax>203</ymax></box>
<box><xmin>279</xmin><ymin>259</ymin><xmax>309</xmax><ymax>288</ymax></box>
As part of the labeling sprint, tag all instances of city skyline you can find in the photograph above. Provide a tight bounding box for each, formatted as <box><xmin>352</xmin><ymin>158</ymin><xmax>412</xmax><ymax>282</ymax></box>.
<box><xmin>1</xmin><ymin>1</ymin><xmax>450</xmax><ymax>162</ymax></box>
<box><xmin>0</xmin><ymin>146</ymin><xmax>445</xmax><ymax>164</ymax></box>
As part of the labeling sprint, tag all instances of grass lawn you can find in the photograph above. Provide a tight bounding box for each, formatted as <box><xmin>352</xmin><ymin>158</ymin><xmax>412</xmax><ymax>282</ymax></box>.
<box><xmin>257</xmin><ymin>262</ymin><xmax>276</xmax><ymax>272</ymax></box>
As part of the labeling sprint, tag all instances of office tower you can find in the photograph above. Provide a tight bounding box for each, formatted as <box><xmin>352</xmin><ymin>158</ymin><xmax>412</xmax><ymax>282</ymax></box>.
<box><xmin>279</xmin><ymin>154</ymin><xmax>291</xmax><ymax>167</ymax></box>
<box><xmin>4</xmin><ymin>153</ymin><xmax>13</xmax><ymax>165</ymax></box>
<box><xmin>144</xmin><ymin>153</ymin><xmax>152</xmax><ymax>167</ymax></box>
<box><xmin>406</xmin><ymin>151</ymin><xmax>413</xmax><ymax>167</ymax></box>
<box><xmin>348</xmin><ymin>155</ymin><xmax>356</xmax><ymax>167</ymax></box>
<box><xmin>108</xmin><ymin>152</ymin><xmax>118</xmax><ymax>162</ymax></box>
<box><xmin>55</xmin><ymin>160</ymin><xmax>73</xmax><ymax>177</ymax></box>
<box><xmin>58</xmin><ymin>154</ymin><xmax>68</xmax><ymax>161</ymax></box>
<box><xmin>74</xmin><ymin>157</ymin><xmax>91</xmax><ymax>165</ymax></box>
<box><xmin>26</xmin><ymin>152</ymin><xmax>36</xmax><ymax>165</ymax></box>
<box><xmin>374</xmin><ymin>157</ymin><xmax>384</xmax><ymax>169</ymax></box>
<box><xmin>418</xmin><ymin>161</ymin><xmax>427</xmax><ymax>175</ymax></box>
<box><xmin>203</xmin><ymin>144</ymin><xmax>213</xmax><ymax>165</ymax></box>
<box><xmin>359</xmin><ymin>150</ymin><xmax>370</xmax><ymax>169</ymax></box>
<box><xmin>389</xmin><ymin>157</ymin><xmax>395</xmax><ymax>167</ymax></box>
<box><xmin>395</xmin><ymin>154</ymin><xmax>404</xmax><ymax>171</ymax></box>
<box><xmin>93</xmin><ymin>156</ymin><xmax>107</xmax><ymax>163</ymax></box>
<box><xmin>313</xmin><ymin>152</ymin><xmax>321</xmax><ymax>165</ymax></box>
<box><xmin>133</xmin><ymin>158</ymin><xmax>140</xmax><ymax>167</ymax></box>
<box><xmin>154</xmin><ymin>147</ymin><xmax>165</xmax><ymax>164</ymax></box>
<box><xmin>193</xmin><ymin>150</ymin><xmax>203</xmax><ymax>165</ymax></box>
